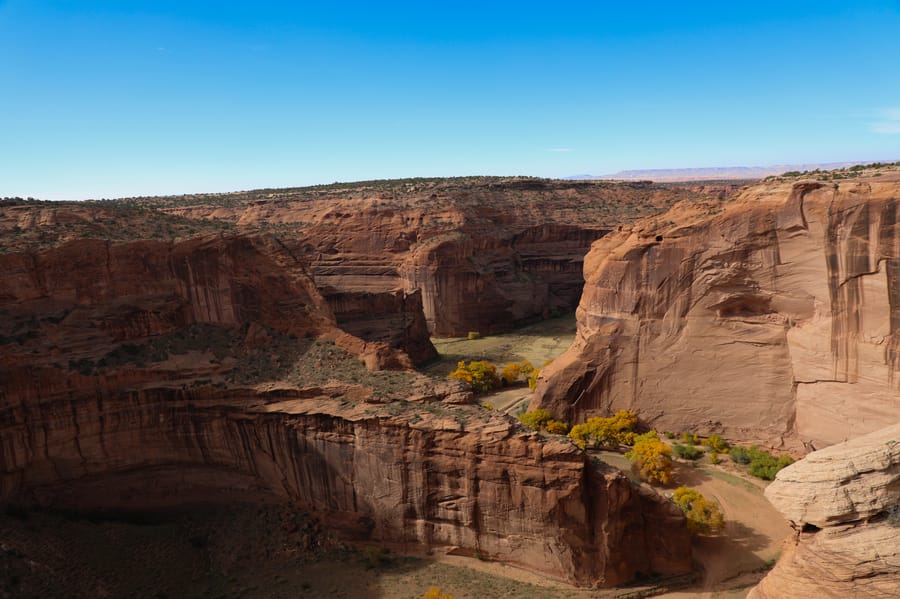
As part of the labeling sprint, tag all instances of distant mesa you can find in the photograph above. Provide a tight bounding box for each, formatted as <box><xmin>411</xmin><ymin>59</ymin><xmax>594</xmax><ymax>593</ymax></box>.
<box><xmin>569</xmin><ymin>160</ymin><xmax>887</xmax><ymax>182</ymax></box>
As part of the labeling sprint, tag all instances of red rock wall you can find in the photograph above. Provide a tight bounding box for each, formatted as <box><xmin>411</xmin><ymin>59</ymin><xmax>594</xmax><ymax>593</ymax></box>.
<box><xmin>534</xmin><ymin>176</ymin><xmax>900</xmax><ymax>448</ymax></box>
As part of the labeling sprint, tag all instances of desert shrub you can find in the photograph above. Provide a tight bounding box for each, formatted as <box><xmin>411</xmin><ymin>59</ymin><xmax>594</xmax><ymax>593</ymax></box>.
<box><xmin>362</xmin><ymin>546</ymin><xmax>391</xmax><ymax>569</ymax></box>
<box><xmin>526</xmin><ymin>368</ymin><xmax>540</xmax><ymax>390</ymax></box>
<box><xmin>729</xmin><ymin>446</ymin><xmax>751</xmax><ymax>464</ymax></box>
<box><xmin>467</xmin><ymin>331</ymin><xmax>480</xmax><ymax>340</ymax></box>
<box><xmin>708</xmin><ymin>451</ymin><xmax>721</xmax><ymax>465</ymax></box>
<box><xmin>568</xmin><ymin>410</ymin><xmax>639</xmax><ymax>449</ymax></box>
<box><xmin>704</xmin><ymin>433</ymin><xmax>730</xmax><ymax>453</ymax></box>
<box><xmin>501</xmin><ymin>360</ymin><xmax>535</xmax><ymax>384</ymax></box>
<box><xmin>673</xmin><ymin>487</ymin><xmax>724</xmax><ymax>534</ymax></box>
<box><xmin>673</xmin><ymin>443</ymin><xmax>703</xmax><ymax>460</ymax></box>
<box><xmin>423</xmin><ymin>588</ymin><xmax>453</xmax><ymax>599</ymax></box>
<box><xmin>664</xmin><ymin>431</ymin><xmax>676</xmax><ymax>439</ymax></box>
<box><xmin>481</xmin><ymin>402</ymin><xmax>494</xmax><ymax>410</ymax></box>
<box><xmin>625</xmin><ymin>431</ymin><xmax>673</xmax><ymax>484</ymax></box>
<box><xmin>747</xmin><ymin>447</ymin><xmax>794</xmax><ymax>480</ymax></box>
<box><xmin>519</xmin><ymin>409</ymin><xmax>554</xmax><ymax>431</ymax></box>
<box><xmin>545</xmin><ymin>419</ymin><xmax>570</xmax><ymax>435</ymax></box>
<box><xmin>448</xmin><ymin>360</ymin><xmax>500</xmax><ymax>393</ymax></box>
<box><xmin>887</xmin><ymin>505</ymin><xmax>900</xmax><ymax>527</ymax></box>
<box><xmin>681</xmin><ymin>431</ymin><xmax>699</xmax><ymax>445</ymax></box>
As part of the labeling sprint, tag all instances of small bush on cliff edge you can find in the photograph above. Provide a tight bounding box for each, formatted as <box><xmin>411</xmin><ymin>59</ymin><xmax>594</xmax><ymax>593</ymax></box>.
<box><xmin>518</xmin><ymin>409</ymin><xmax>553</xmax><ymax>431</ymax></box>
<box><xmin>448</xmin><ymin>360</ymin><xmax>500</xmax><ymax>393</ymax></box>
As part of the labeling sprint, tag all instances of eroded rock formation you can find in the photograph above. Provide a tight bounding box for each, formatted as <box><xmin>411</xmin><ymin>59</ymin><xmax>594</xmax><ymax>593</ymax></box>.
<box><xmin>534</xmin><ymin>175</ymin><xmax>900</xmax><ymax>448</ymax></box>
<box><xmin>150</xmin><ymin>178</ymin><xmax>722</xmax><ymax>336</ymax></box>
<box><xmin>0</xmin><ymin>228</ymin><xmax>692</xmax><ymax>587</ymax></box>
<box><xmin>748</xmin><ymin>422</ymin><xmax>900</xmax><ymax>598</ymax></box>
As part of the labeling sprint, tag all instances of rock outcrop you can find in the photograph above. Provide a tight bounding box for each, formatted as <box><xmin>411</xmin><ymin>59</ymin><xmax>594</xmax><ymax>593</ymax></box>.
<box><xmin>748</xmin><ymin>422</ymin><xmax>900</xmax><ymax>598</ymax></box>
<box><xmin>0</xmin><ymin>228</ymin><xmax>692</xmax><ymax>587</ymax></box>
<box><xmin>534</xmin><ymin>174</ymin><xmax>900</xmax><ymax>448</ymax></box>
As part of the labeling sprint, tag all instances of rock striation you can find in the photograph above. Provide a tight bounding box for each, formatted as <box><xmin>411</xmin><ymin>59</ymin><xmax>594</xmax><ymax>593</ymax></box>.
<box><xmin>149</xmin><ymin>178</ymin><xmax>722</xmax><ymax>336</ymax></box>
<box><xmin>748</xmin><ymin>422</ymin><xmax>900</xmax><ymax>598</ymax></box>
<box><xmin>0</xmin><ymin>227</ymin><xmax>692</xmax><ymax>587</ymax></box>
<box><xmin>534</xmin><ymin>174</ymin><xmax>900</xmax><ymax>448</ymax></box>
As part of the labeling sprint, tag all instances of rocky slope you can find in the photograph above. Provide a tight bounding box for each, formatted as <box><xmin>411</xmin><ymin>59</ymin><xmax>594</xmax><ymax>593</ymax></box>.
<box><xmin>0</xmin><ymin>228</ymin><xmax>691</xmax><ymax>587</ymax></box>
<box><xmin>748</xmin><ymin>422</ymin><xmax>900</xmax><ymax>598</ymax></box>
<box><xmin>534</xmin><ymin>172</ymin><xmax>900</xmax><ymax>448</ymax></box>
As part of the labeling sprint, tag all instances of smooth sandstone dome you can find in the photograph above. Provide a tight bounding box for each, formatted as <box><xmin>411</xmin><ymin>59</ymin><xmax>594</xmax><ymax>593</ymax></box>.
<box><xmin>749</xmin><ymin>422</ymin><xmax>900</xmax><ymax>598</ymax></box>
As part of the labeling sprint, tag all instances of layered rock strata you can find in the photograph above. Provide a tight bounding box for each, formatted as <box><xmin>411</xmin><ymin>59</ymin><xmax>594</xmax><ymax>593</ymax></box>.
<box><xmin>748</xmin><ymin>422</ymin><xmax>900</xmax><ymax>598</ymax></box>
<box><xmin>150</xmin><ymin>178</ymin><xmax>722</xmax><ymax>336</ymax></box>
<box><xmin>534</xmin><ymin>175</ymin><xmax>900</xmax><ymax>448</ymax></box>
<box><xmin>0</xmin><ymin>385</ymin><xmax>691</xmax><ymax>587</ymax></box>
<box><xmin>0</xmin><ymin>230</ymin><xmax>692</xmax><ymax>587</ymax></box>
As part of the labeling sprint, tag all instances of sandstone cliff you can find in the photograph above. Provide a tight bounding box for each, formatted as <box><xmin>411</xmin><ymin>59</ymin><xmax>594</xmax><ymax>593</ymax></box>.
<box><xmin>0</xmin><ymin>229</ymin><xmax>692</xmax><ymax>587</ymax></box>
<box><xmin>149</xmin><ymin>177</ymin><xmax>724</xmax><ymax>336</ymax></box>
<box><xmin>748</xmin><ymin>422</ymin><xmax>900</xmax><ymax>598</ymax></box>
<box><xmin>534</xmin><ymin>174</ymin><xmax>900</xmax><ymax>448</ymax></box>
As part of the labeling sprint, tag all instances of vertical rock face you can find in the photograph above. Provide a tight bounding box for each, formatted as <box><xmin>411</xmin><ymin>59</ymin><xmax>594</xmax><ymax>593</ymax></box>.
<box><xmin>0</xmin><ymin>387</ymin><xmax>691</xmax><ymax>587</ymax></box>
<box><xmin>153</xmin><ymin>178</ymin><xmax>721</xmax><ymax>337</ymax></box>
<box><xmin>534</xmin><ymin>176</ymin><xmax>900</xmax><ymax>448</ymax></box>
<box><xmin>748</xmin><ymin>422</ymin><xmax>900</xmax><ymax>598</ymax></box>
<box><xmin>0</xmin><ymin>227</ymin><xmax>693</xmax><ymax>588</ymax></box>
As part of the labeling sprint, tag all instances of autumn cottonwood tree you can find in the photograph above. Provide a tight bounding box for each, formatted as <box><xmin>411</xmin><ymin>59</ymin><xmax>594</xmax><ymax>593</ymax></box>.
<box><xmin>625</xmin><ymin>431</ymin><xmax>673</xmax><ymax>484</ymax></box>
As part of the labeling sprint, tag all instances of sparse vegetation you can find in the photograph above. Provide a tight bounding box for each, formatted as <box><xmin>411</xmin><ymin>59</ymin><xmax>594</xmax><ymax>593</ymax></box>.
<box><xmin>672</xmin><ymin>487</ymin><xmax>725</xmax><ymax>534</ymax></box>
<box><xmin>518</xmin><ymin>408</ymin><xmax>554</xmax><ymax>431</ymax></box>
<box><xmin>727</xmin><ymin>445</ymin><xmax>793</xmax><ymax>480</ymax></box>
<box><xmin>423</xmin><ymin>587</ymin><xmax>454</xmax><ymax>599</ymax></box>
<box><xmin>672</xmin><ymin>443</ymin><xmax>703</xmax><ymax>460</ymax></box>
<box><xmin>703</xmin><ymin>433</ymin><xmax>730</xmax><ymax>453</ymax></box>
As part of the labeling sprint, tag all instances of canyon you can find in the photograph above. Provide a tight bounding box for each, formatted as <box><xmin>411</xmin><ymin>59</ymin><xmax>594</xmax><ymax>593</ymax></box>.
<box><xmin>2</xmin><ymin>169</ymin><xmax>899</xmax><ymax>596</ymax></box>
<box><xmin>0</xmin><ymin>191</ymin><xmax>696</xmax><ymax>590</ymax></box>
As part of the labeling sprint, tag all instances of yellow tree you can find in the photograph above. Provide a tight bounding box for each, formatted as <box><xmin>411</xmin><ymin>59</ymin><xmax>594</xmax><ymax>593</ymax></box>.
<box><xmin>423</xmin><ymin>588</ymin><xmax>453</xmax><ymax>599</ymax></box>
<box><xmin>672</xmin><ymin>487</ymin><xmax>725</xmax><ymax>534</ymax></box>
<box><xmin>625</xmin><ymin>431</ymin><xmax>673</xmax><ymax>484</ymax></box>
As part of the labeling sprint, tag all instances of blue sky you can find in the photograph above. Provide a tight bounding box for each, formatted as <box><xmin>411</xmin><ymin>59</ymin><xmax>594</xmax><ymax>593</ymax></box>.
<box><xmin>1</xmin><ymin>1</ymin><xmax>899</xmax><ymax>199</ymax></box>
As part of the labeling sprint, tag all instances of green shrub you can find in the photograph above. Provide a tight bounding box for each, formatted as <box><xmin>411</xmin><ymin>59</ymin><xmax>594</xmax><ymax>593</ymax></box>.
<box><xmin>729</xmin><ymin>446</ymin><xmax>751</xmax><ymax>464</ymax></box>
<box><xmin>746</xmin><ymin>447</ymin><xmax>794</xmax><ymax>480</ymax></box>
<box><xmin>673</xmin><ymin>443</ymin><xmax>703</xmax><ymax>460</ymax></box>
<box><xmin>708</xmin><ymin>451</ymin><xmax>721</xmax><ymax>465</ymax></box>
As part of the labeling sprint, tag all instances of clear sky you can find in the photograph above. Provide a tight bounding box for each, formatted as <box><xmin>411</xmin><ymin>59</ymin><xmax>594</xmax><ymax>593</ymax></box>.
<box><xmin>2</xmin><ymin>1</ymin><xmax>899</xmax><ymax>199</ymax></box>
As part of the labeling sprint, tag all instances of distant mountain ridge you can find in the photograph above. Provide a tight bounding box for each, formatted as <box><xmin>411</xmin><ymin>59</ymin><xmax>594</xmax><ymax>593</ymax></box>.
<box><xmin>569</xmin><ymin>161</ymin><xmax>872</xmax><ymax>182</ymax></box>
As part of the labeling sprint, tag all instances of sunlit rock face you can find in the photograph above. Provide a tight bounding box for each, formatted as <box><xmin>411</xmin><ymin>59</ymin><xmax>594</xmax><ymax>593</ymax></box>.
<box><xmin>748</xmin><ymin>422</ymin><xmax>900</xmax><ymax>598</ymax></box>
<box><xmin>534</xmin><ymin>175</ymin><xmax>900</xmax><ymax>449</ymax></box>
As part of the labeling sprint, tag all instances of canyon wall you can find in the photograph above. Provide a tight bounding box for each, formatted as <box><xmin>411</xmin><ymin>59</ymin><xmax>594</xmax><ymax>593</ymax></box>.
<box><xmin>0</xmin><ymin>229</ymin><xmax>692</xmax><ymax>587</ymax></box>
<box><xmin>156</xmin><ymin>178</ymin><xmax>719</xmax><ymax>336</ymax></box>
<box><xmin>748</xmin><ymin>422</ymin><xmax>900</xmax><ymax>598</ymax></box>
<box><xmin>534</xmin><ymin>176</ymin><xmax>900</xmax><ymax>448</ymax></box>
<box><xmin>0</xmin><ymin>384</ymin><xmax>690</xmax><ymax>587</ymax></box>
